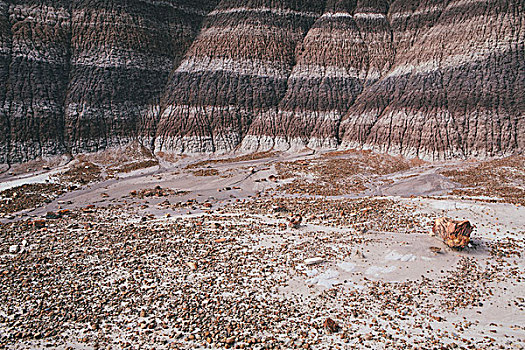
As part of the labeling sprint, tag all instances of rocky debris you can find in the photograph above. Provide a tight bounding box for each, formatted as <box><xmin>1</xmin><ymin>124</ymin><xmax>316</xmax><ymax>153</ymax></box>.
<box><xmin>210</xmin><ymin>223</ymin><xmax>222</xmax><ymax>230</ymax></box>
<box><xmin>288</xmin><ymin>215</ymin><xmax>303</xmax><ymax>229</ymax></box>
<box><xmin>8</xmin><ymin>239</ymin><xmax>27</xmax><ymax>254</ymax></box>
<box><xmin>442</xmin><ymin>156</ymin><xmax>525</xmax><ymax>206</ymax></box>
<box><xmin>157</xmin><ymin>199</ymin><xmax>171</xmax><ymax>208</ymax></box>
<box><xmin>130</xmin><ymin>186</ymin><xmax>186</xmax><ymax>198</ymax></box>
<box><xmin>226</xmin><ymin>197</ymin><xmax>424</xmax><ymax>234</ymax></box>
<box><xmin>354</xmin><ymin>250</ymin><xmax>366</xmax><ymax>260</ymax></box>
<box><xmin>185</xmin><ymin>262</ymin><xmax>197</xmax><ymax>271</ymax></box>
<box><xmin>185</xmin><ymin>152</ymin><xmax>278</xmax><ymax>170</ymax></box>
<box><xmin>82</xmin><ymin>205</ymin><xmax>96</xmax><ymax>213</ymax></box>
<box><xmin>0</xmin><ymin>165</ymin><xmax>523</xmax><ymax>350</ymax></box>
<box><xmin>432</xmin><ymin>217</ymin><xmax>473</xmax><ymax>248</ymax></box>
<box><xmin>1</xmin><ymin>134</ymin><xmax>525</xmax><ymax>350</ymax></box>
<box><xmin>45</xmin><ymin>211</ymin><xmax>60</xmax><ymax>220</ymax></box>
<box><xmin>429</xmin><ymin>246</ymin><xmax>442</xmax><ymax>254</ymax></box>
<box><xmin>272</xmin><ymin>205</ymin><xmax>289</xmax><ymax>213</ymax></box>
<box><xmin>0</xmin><ymin>184</ymin><xmax>66</xmax><ymax>215</ymax></box>
<box><xmin>73</xmin><ymin>143</ymin><xmax>160</xmax><ymax>179</ymax></box>
<box><xmin>0</xmin><ymin>198</ymin><xmax>520</xmax><ymax>350</ymax></box>
<box><xmin>56</xmin><ymin>162</ymin><xmax>102</xmax><ymax>185</ymax></box>
<box><xmin>275</xmin><ymin>150</ymin><xmax>423</xmax><ymax>196</ymax></box>
<box><xmin>108</xmin><ymin>160</ymin><xmax>159</xmax><ymax>175</ymax></box>
<box><xmin>304</xmin><ymin>257</ymin><xmax>324</xmax><ymax>266</ymax></box>
<box><xmin>31</xmin><ymin>220</ymin><xmax>46</xmax><ymax>229</ymax></box>
<box><xmin>192</xmin><ymin>169</ymin><xmax>219</xmax><ymax>177</ymax></box>
<box><xmin>44</xmin><ymin>210</ymin><xmax>70</xmax><ymax>220</ymax></box>
<box><xmin>323</xmin><ymin>318</ymin><xmax>339</xmax><ymax>334</ymax></box>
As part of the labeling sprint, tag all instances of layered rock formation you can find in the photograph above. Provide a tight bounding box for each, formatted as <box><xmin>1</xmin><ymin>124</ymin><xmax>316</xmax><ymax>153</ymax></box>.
<box><xmin>339</xmin><ymin>0</ymin><xmax>525</xmax><ymax>159</ymax></box>
<box><xmin>0</xmin><ymin>0</ymin><xmax>218</xmax><ymax>163</ymax></box>
<box><xmin>155</xmin><ymin>0</ymin><xmax>325</xmax><ymax>153</ymax></box>
<box><xmin>1</xmin><ymin>1</ymin><xmax>70</xmax><ymax>164</ymax></box>
<box><xmin>0</xmin><ymin>0</ymin><xmax>523</xmax><ymax>163</ymax></box>
<box><xmin>0</xmin><ymin>0</ymin><xmax>11</xmax><ymax>164</ymax></box>
<box><xmin>241</xmin><ymin>0</ymin><xmax>395</xmax><ymax>151</ymax></box>
<box><xmin>65</xmin><ymin>0</ymin><xmax>219</xmax><ymax>154</ymax></box>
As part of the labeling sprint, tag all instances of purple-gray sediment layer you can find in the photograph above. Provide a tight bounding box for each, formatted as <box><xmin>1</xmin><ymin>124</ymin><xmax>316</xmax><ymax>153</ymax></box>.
<box><xmin>1</xmin><ymin>0</ymin><xmax>523</xmax><ymax>163</ymax></box>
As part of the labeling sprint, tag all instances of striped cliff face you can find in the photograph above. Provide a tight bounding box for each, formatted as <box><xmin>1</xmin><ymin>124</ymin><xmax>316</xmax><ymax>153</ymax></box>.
<box><xmin>0</xmin><ymin>0</ymin><xmax>217</xmax><ymax>163</ymax></box>
<box><xmin>154</xmin><ymin>0</ymin><xmax>324</xmax><ymax>154</ymax></box>
<box><xmin>0</xmin><ymin>0</ymin><xmax>11</xmax><ymax>163</ymax></box>
<box><xmin>0</xmin><ymin>0</ymin><xmax>523</xmax><ymax>163</ymax></box>
<box><xmin>339</xmin><ymin>0</ymin><xmax>525</xmax><ymax>160</ymax></box>
<box><xmin>1</xmin><ymin>1</ymin><xmax>70</xmax><ymax>163</ymax></box>
<box><xmin>241</xmin><ymin>0</ymin><xmax>394</xmax><ymax>151</ymax></box>
<box><xmin>64</xmin><ymin>0</ymin><xmax>218</xmax><ymax>154</ymax></box>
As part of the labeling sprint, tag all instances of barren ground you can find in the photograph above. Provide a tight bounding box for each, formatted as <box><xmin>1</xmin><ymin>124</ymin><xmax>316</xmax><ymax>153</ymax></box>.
<box><xmin>0</xmin><ymin>146</ymin><xmax>523</xmax><ymax>349</ymax></box>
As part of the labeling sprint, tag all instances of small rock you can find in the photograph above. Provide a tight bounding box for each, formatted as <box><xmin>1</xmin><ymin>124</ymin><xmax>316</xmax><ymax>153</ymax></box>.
<box><xmin>323</xmin><ymin>318</ymin><xmax>339</xmax><ymax>334</ymax></box>
<box><xmin>186</xmin><ymin>262</ymin><xmax>197</xmax><ymax>270</ymax></box>
<box><xmin>355</xmin><ymin>250</ymin><xmax>366</xmax><ymax>259</ymax></box>
<box><xmin>429</xmin><ymin>246</ymin><xmax>441</xmax><ymax>254</ymax></box>
<box><xmin>288</xmin><ymin>215</ymin><xmax>303</xmax><ymax>228</ymax></box>
<box><xmin>272</xmin><ymin>205</ymin><xmax>288</xmax><ymax>213</ymax></box>
<box><xmin>45</xmin><ymin>211</ymin><xmax>60</xmax><ymax>219</ymax></box>
<box><xmin>304</xmin><ymin>257</ymin><xmax>324</xmax><ymax>265</ymax></box>
<box><xmin>32</xmin><ymin>220</ymin><xmax>46</xmax><ymax>228</ymax></box>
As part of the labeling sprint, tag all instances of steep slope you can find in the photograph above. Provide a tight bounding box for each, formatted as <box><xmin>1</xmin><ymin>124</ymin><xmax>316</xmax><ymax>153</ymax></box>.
<box><xmin>0</xmin><ymin>0</ymin><xmax>10</xmax><ymax>164</ymax></box>
<box><xmin>1</xmin><ymin>1</ymin><xmax>71</xmax><ymax>164</ymax></box>
<box><xmin>0</xmin><ymin>0</ymin><xmax>523</xmax><ymax>163</ymax></box>
<box><xmin>64</xmin><ymin>0</ymin><xmax>218</xmax><ymax>154</ymax></box>
<box><xmin>340</xmin><ymin>0</ymin><xmax>525</xmax><ymax>159</ymax></box>
<box><xmin>154</xmin><ymin>0</ymin><xmax>325</xmax><ymax>153</ymax></box>
<box><xmin>0</xmin><ymin>0</ymin><xmax>217</xmax><ymax>163</ymax></box>
<box><xmin>242</xmin><ymin>0</ymin><xmax>394</xmax><ymax>151</ymax></box>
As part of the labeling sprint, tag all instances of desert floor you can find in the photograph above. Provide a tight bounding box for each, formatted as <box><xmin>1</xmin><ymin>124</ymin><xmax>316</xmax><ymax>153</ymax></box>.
<box><xmin>0</xmin><ymin>146</ymin><xmax>523</xmax><ymax>349</ymax></box>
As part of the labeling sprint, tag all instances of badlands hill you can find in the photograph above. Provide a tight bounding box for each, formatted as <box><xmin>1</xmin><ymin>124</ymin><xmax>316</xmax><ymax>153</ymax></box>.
<box><xmin>0</xmin><ymin>0</ymin><xmax>523</xmax><ymax>164</ymax></box>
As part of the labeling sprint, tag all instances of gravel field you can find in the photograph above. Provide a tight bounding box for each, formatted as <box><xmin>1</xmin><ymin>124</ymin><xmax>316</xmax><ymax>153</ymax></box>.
<box><xmin>0</xmin><ymin>149</ymin><xmax>523</xmax><ymax>349</ymax></box>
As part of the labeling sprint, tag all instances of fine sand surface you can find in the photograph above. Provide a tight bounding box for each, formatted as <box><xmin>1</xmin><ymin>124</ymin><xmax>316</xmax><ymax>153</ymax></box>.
<box><xmin>0</xmin><ymin>149</ymin><xmax>523</xmax><ymax>349</ymax></box>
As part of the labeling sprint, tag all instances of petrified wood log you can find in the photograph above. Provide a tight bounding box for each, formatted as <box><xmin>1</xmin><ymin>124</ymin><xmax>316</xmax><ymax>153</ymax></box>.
<box><xmin>432</xmin><ymin>217</ymin><xmax>473</xmax><ymax>248</ymax></box>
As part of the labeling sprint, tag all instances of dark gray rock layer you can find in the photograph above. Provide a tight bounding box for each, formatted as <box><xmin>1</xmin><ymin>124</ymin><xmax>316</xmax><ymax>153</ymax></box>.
<box><xmin>0</xmin><ymin>0</ymin><xmax>523</xmax><ymax>163</ymax></box>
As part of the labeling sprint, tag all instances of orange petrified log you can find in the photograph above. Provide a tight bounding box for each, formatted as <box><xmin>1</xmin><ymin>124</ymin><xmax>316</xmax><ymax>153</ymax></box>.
<box><xmin>432</xmin><ymin>217</ymin><xmax>473</xmax><ymax>248</ymax></box>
